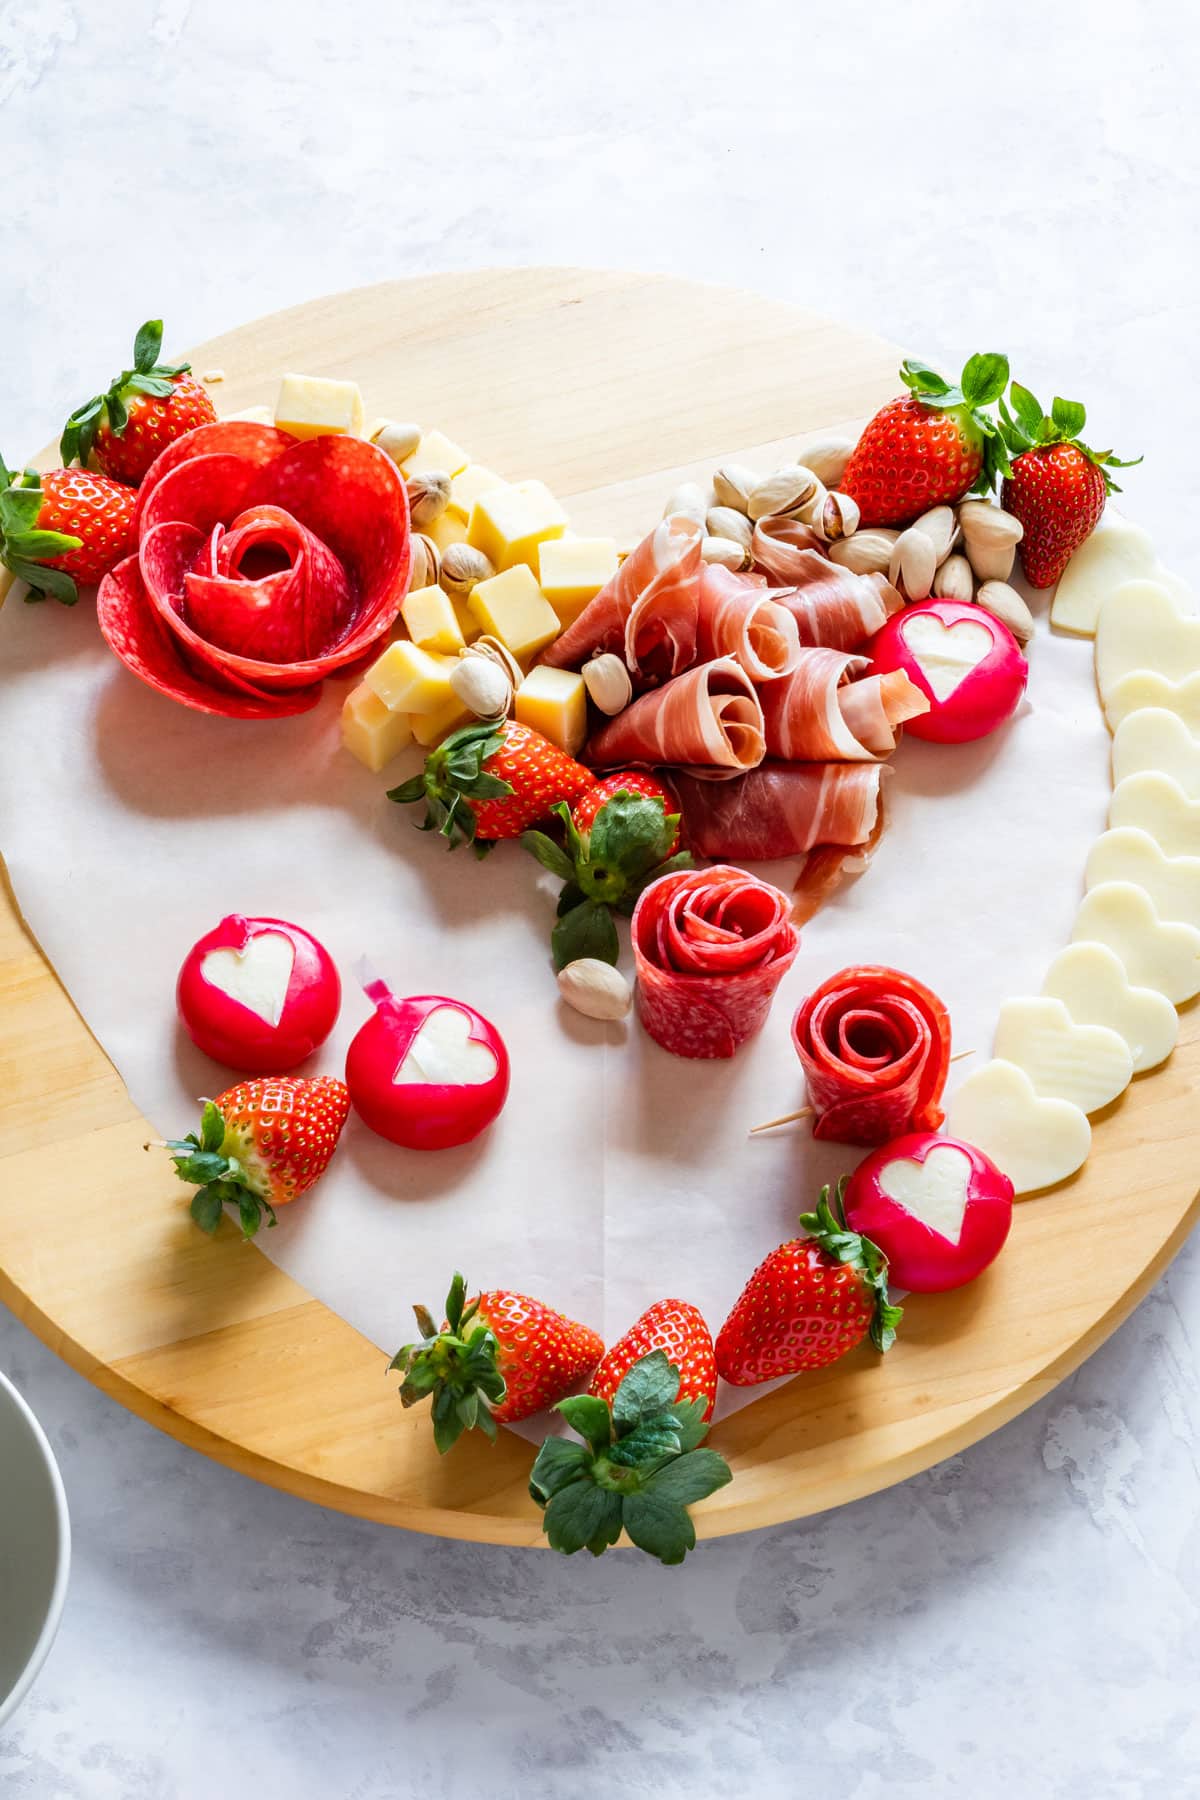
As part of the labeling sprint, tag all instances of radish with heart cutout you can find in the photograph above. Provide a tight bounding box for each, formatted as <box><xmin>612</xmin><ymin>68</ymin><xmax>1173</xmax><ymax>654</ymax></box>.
<box><xmin>177</xmin><ymin>914</ymin><xmax>341</xmax><ymax>1073</ymax></box>
<box><xmin>841</xmin><ymin>1132</ymin><xmax>1013</xmax><ymax>1292</ymax></box>
<box><xmin>868</xmin><ymin>599</ymin><xmax>1028</xmax><ymax>743</ymax></box>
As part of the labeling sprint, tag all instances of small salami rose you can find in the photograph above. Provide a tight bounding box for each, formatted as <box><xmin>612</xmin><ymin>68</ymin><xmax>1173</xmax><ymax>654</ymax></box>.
<box><xmin>842</xmin><ymin>1133</ymin><xmax>1014</xmax><ymax>1291</ymax></box>
<box><xmin>868</xmin><ymin>598</ymin><xmax>1027</xmax><ymax>743</ymax></box>
<box><xmin>345</xmin><ymin>970</ymin><xmax>510</xmax><ymax>1150</ymax></box>
<box><xmin>792</xmin><ymin>965</ymin><xmax>951</xmax><ymax>1145</ymax></box>
<box><xmin>631</xmin><ymin>865</ymin><xmax>799</xmax><ymax>1059</ymax></box>
<box><xmin>177</xmin><ymin>914</ymin><xmax>341</xmax><ymax>1072</ymax></box>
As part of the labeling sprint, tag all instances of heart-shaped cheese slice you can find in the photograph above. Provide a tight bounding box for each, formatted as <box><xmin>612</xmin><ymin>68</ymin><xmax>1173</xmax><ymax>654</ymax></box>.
<box><xmin>1085</xmin><ymin>826</ymin><xmax>1200</xmax><ymax>931</ymax></box>
<box><xmin>1049</xmin><ymin>511</ymin><xmax>1190</xmax><ymax>638</ymax></box>
<box><xmin>201</xmin><ymin>932</ymin><xmax>296</xmax><ymax>1027</ymax></box>
<box><xmin>1095</xmin><ymin>580</ymin><xmax>1200</xmax><ymax>708</ymax></box>
<box><xmin>947</xmin><ymin>1060</ymin><xmax>1090</xmax><ymax>1196</ymax></box>
<box><xmin>1071</xmin><ymin>880</ymin><xmax>1200</xmax><ymax>1004</ymax></box>
<box><xmin>901</xmin><ymin>613</ymin><xmax>994</xmax><ymax>700</ymax></box>
<box><xmin>394</xmin><ymin>1005</ymin><xmax>498</xmax><ymax>1086</ymax></box>
<box><xmin>1111</xmin><ymin>707</ymin><xmax>1200</xmax><ymax>800</ymax></box>
<box><xmin>993</xmin><ymin>995</ymin><xmax>1132</xmax><ymax>1114</ymax></box>
<box><xmin>1042</xmin><ymin>942</ymin><xmax>1177</xmax><ymax>1074</ymax></box>
<box><xmin>1105</xmin><ymin>671</ymin><xmax>1200</xmax><ymax>734</ymax></box>
<box><xmin>1110</xmin><ymin>773</ymin><xmax>1200</xmax><ymax>859</ymax></box>
<box><xmin>878</xmin><ymin>1142</ymin><xmax>972</xmax><ymax>1243</ymax></box>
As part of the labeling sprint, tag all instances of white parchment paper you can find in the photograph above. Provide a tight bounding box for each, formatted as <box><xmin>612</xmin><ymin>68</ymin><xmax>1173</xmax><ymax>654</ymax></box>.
<box><xmin>0</xmin><ymin>582</ymin><xmax>1109</xmax><ymax>1432</ymax></box>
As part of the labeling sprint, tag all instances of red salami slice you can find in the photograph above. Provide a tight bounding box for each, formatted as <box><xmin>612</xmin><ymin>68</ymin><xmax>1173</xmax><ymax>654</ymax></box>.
<box><xmin>585</xmin><ymin>657</ymin><xmax>765</xmax><ymax>772</ymax></box>
<box><xmin>759</xmin><ymin>651</ymin><xmax>929</xmax><ymax>759</ymax></box>
<box><xmin>631</xmin><ymin>865</ymin><xmax>800</xmax><ymax>1058</ymax></box>
<box><xmin>792</xmin><ymin>965</ymin><xmax>952</xmax><ymax>1144</ymax></box>
<box><xmin>694</xmin><ymin>564</ymin><xmax>801</xmax><ymax>680</ymax></box>
<box><xmin>541</xmin><ymin>515</ymin><xmax>701</xmax><ymax>685</ymax></box>
<box><xmin>673</xmin><ymin>763</ymin><xmax>884</xmax><ymax>859</ymax></box>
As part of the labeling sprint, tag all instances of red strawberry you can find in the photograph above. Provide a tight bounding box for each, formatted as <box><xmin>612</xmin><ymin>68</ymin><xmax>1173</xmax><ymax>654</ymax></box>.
<box><xmin>715</xmin><ymin>1180</ymin><xmax>901</xmax><ymax>1385</ymax></box>
<box><xmin>840</xmin><ymin>354</ymin><xmax>1011</xmax><ymax>527</ymax></box>
<box><xmin>162</xmin><ymin>1075</ymin><xmax>350</xmax><ymax>1239</ymax></box>
<box><xmin>60</xmin><ymin>319</ymin><xmax>217</xmax><ymax>486</ymax></box>
<box><xmin>0</xmin><ymin>457</ymin><xmax>135</xmax><ymax>604</ymax></box>
<box><xmin>389</xmin><ymin>718</ymin><xmax>594</xmax><ymax>847</ymax></box>
<box><xmin>590</xmin><ymin>1299</ymin><xmax>717</xmax><ymax>1420</ymax></box>
<box><xmin>999</xmin><ymin>385</ymin><xmax>1141</xmax><ymax>588</ymax></box>
<box><xmin>572</xmin><ymin>771</ymin><xmax>680</xmax><ymax>854</ymax></box>
<box><xmin>390</xmin><ymin>1273</ymin><xmax>603</xmax><ymax>1451</ymax></box>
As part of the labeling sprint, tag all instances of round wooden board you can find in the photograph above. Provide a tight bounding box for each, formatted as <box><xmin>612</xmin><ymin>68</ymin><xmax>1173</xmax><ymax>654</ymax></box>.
<box><xmin>2</xmin><ymin>270</ymin><xmax>1197</xmax><ymax>1547</ymax></box>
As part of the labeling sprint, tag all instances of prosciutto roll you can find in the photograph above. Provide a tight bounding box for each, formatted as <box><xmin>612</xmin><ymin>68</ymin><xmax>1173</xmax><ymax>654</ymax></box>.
<box><xmin>759</xmin><ymin>650</ymin><xmax>929</xmax><ymax>760</ymax></box>
<box><xmin>632</xmin><ymin>866</ymin><xmax>800</xmax><ymax>1059</ymax></box>
<box><xmin>791</xmin><ymin>965</ymin><xmax>952</xmax><ymax>1145</ymax></box>
<box><xmin>585</xmin><ymin>657</ymin><xmax>765</xmax><ymax>772</ymax></box>
<box><xmin>752</xmin><ymin>521</ymin><xmax>902</xmax><ymax>650</ymax></box>
<box><xmin>695</xmin><ymin>563</ymin><xmax>801</xmax><ymax>681</ymax></box>
<box><xmin>673</xmin><ymin>763</ymin><xmax>883</xmax><ymax>860</ymax></box>
<box><xmin>541</xmin><ymin>514</ymin><xmax>702</xmax><ymax>685</ymax></box>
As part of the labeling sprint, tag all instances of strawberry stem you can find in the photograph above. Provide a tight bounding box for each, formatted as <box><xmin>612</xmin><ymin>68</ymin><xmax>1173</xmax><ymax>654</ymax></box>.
<box><xmin>798</xmin><ymin>1178</ymin><xmax>902</xmax><ymax>1352</ymax></box>
<box><xmin>389</xmin><ymin>1272</ymin><xmax>507</xmax><ymax>1454</ymax></box>
<box><xmin>999</xmin><ymin>384</ymin><xmax>1142</xmax><ymax>495</ymax></box>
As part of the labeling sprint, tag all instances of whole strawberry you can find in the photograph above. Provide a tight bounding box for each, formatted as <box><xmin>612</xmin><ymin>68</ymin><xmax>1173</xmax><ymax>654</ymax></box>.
<box><xmin>1000</xmin><ymin>385</ymin><xmax>1141</xmax><ymax>588</ymax></box>
<box><xmin>715</xmin><ymin>1179</ymin><xmax>901</xmax><ymax>1385</ymax></box>
<box><xmin>162</xmin><ymin>1075</ymin><xmax>350</xmax><ymax>1239</ymax></box>
<box><xmin>0</xmin><ymin>455</ymin><xmax>135</xmax><ymax>604</ymax></box>
<box><xmin>572</xmin><ymin>771</ymin><xmax>680</xmax><ymax>854</ymax></box>
<box><xmin>389</xmin><ymin>718</ymin><xmax>594</xmax><ymax>849</ymax></box>
<box><xmin>60</xmin><ymin>319</ymin><xmax>217</xmax><ymax>486</ymax></box>
<box><xmin>841</xmin><ymin>354</ymin><xmax>1010</xmax><ymax>527</ymax></box>
<box><xmin>390</xmin><ymin>1272</ymin><xmax>603</xmax><ymax>1451</ymax></box>
<box><xmin>591</xmin><ymin>1299</ymin><xmax>718</xmax><ymax>1421</ymax></box>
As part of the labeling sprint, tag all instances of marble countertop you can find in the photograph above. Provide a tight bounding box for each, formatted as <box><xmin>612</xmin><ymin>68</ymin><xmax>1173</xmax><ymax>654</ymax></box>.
<box><xmin>2</xmin><ymin>2</ymin><xmax>1198</xmax><ymax>1794</ymax></box>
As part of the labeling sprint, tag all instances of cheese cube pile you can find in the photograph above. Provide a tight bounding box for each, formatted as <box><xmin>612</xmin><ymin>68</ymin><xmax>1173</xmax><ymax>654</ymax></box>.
<box><xmin>539</xmin><ymin>536</ymin><xmax>618</xmax><ymax>624</ymax></box>
<box><xmin>468</xmin><ymin>566</ymin><xmax>561</xmax><ymax>661</ymax></box>
<box><xmin>274</xmin><ymin>373</ymin><xmax>365</xmax><ymax>440</ymax></box>
<box><xmin>468</xmin><ymin>480</ymin><xmax>568</xmax><ymax>572</ymax></box>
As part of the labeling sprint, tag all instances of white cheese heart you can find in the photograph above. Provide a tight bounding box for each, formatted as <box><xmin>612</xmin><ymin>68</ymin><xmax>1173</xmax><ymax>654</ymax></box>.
<box><xmin>393</xmin><ymin>1006</ymin><xmax>497</xmax><ymax>1086</ymax></box>
<box><xmin>1111</xmin><ymin>707</ymin><xmax>1200</xmax><ymax>801</ymax></box>
<box><xmin>1110</xmin><ymin>773</ymin><xmax>1200</xmax><ymax>859</ymax></box>
<box><xmin>1042</xmin><ymin>942</ymin><xmax>1178</xmax><ymax>1075</ymax></box>
<box><xmin>1095</xmin><ymin>580</ymin><xmax>1200</xmax><ymax>712</ymax></box>
<box><xmin>1085</xmin><ymin>826</ymin><xmax>1200</xmax><ymax>931</ymax></box>
<box><xmin>201</xmin><ymin>932</ymin><xmax>296</xmax><ymax>1027</ymax></box>
<box><xmin>1071</xmin><ymin>880</ymin><xmax>1200</xmax><ymax>1005</ymax></box>
<box><xmin>901</xmin><ymin>613</ymin><xmax>994</xmax><ymax>701</ymax></box>
<box><xmin>878</xmin><ymin>1143</ymin><xmax>972</xmax><ymax>1244</ymax></box>
<box><xmin>1049</xmin><ymin>511</ymin><xmax>1189</xmax><ymax>638</ymax></box>
<box><xmin>947</xmin><ymin>1060</ymin><xmax>1090</xmax><ymax>1196</ymax></box>
<box><xmin>993</xmin><ymin>995</ymin><xmax>1132</xmax><ymax>1114</ymax></box>
<box><xmin>1105</xmin><ymin>672</ymin><xmax>1200</xmax><ymax>735</ymax></box>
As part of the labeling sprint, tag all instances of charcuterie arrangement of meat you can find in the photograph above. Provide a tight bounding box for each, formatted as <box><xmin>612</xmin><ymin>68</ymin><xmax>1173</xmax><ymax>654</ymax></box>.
<box><xmin>6</xmin><ymin>320</ymin><xmax>1198</xmax><ymax>1564</ymax></box>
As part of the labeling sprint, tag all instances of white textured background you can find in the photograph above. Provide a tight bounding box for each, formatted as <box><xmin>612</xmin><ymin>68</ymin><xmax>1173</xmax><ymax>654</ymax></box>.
<box><xmin>2</xmin><ymin>2</ymin><xmax>1198</xmax><ymax>1795</ymax></box>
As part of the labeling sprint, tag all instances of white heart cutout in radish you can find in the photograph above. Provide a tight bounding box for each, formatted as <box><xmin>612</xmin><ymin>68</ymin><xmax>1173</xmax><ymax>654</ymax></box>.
<box><xmin>201</xmin><ymin>932</ymin><xmax>296</xmax><ymax>1027</ymax></box>
<box><xmin>901</xmin><ymin>614</ymin><xmax>994</xmax><ymax>701</ymax></box>
<box><xmin>394</xmin><ymin>1006</ymin><xmax>498</xmax><ymax>1086</ymax></box>
<box><xmin>878</xmin><ymin>1142</ymin><xmax>973</xmax><ymax>1243</ymax></box>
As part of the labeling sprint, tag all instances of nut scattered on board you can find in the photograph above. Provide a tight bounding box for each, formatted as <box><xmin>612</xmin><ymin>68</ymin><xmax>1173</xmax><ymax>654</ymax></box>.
<box><xmin>828</xmin><ymin>527</ymin><xmax>898</xmax><ymax>575</ymax></box>
<box><xmin>701</xmin><ymin>534</ymin><xmax>750</xmax><ymax>570</ymax></box>
<box><xmin>371</xmin><ymin>420</ymin><xmax>423</xmax><ymax>464</ymax></box>
<box><xmin>200</xmin><ymin>368</ymin><xmax>225</xmax><ymax>383</ymax></box>
<box><xmin>976</xmin><ymin>579</ymin><xmax>1035</xmax><ymax>647</ymax></box>
<box><xmin>933</xmin><ymin>551</ymin><xmax>975</xmax><ymax>603</ymax></box>
<box><xmin>812</xmin><ymin>490</ymin><xmax>860</xmax><ymax>543</ymax></box>
<box><xmin>911</xmin><ymin>504</ymin><xmax>958</xmax><ymax>564</ymax></box>
<box><xmin>450</xmin><ymin>650</ymin><xmax>514</xmax><ymax>719</ymax></box>
<box><xmin>662</xmin><ymin>482</ymin><xmax>708</xmax><ymax>527</ymax></box>
<box><xmin>704</xmin><ymin>506</ymin><xmax>754</xmax><ymax>551</ymax></box>
<box><xmin>582</xmin><ymin>653</ymin><xmax>634</xmax><ymax>714</ymax></box>
<box><xmin>557</xmin><ymin>958</ymin><xmax>633</xmax><ymax>1021</ymax></box>
<box><xmin>407</xmin><ymin>470</ymin><xmax>452</xmax><ymax>528</ymax></box>
<box><xmin>794</xmin><ymin>434</ymin><xmax>854</xmax><ymax>488</ymax></box>
<box><xmin>747</xmin><ymin>464</ymin><xmax>819</xmax><ymax>523</ymax></box>
<box><xmin>440</xmin><ymin>542</ymin><xmax>495</xmax><ymax>596</ymax></box>
<box><xmin>410</xmin><ymin>532</ymin><xmax>441</xmax><ymax>590</ymax></box>
<box><xmin>889</xmin><ymin>525</ymin><xmax>937</xmax><ymax>601</ymax></box>
<box><xmin>711</xmin><ymin>462</ymin><xmax>757</xmax><ymax>514</ymax></box>
<box><xmin>957</xmin><ymin>499</ymin><xmax>1023</xmax><ymax>583</ymax></box>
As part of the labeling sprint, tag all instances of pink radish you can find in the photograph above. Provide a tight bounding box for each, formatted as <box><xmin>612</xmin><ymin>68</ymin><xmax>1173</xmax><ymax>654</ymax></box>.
<box><xmin>841</xmin><ymin>1131</ymin><xmax>1013</xmax><ymax>1291</ymax></box>
<box><xmin>177</xmin><ymin>914</ymin><xmax>341</xmax><ymax>1072</ymax></box>
<box><xmin>345</xmin><ymin>967</ymin><xmax>510</xmax><ymax>1150</ymax></box>
<box><xmin>868</xmin><ymin>599</ymin><xmax>1027</xmax><ymax>743</ymax></box>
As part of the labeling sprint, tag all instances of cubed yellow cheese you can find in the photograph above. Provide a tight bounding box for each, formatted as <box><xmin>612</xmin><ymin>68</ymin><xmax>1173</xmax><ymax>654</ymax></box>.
<box><xmin>223</xmin><ymin>402</ymin><xmax>274</xmax><ymax>424</ymax></box>
<box><xmin>363</xmin><ymin>641</ymin><xmax>458</xmax><ymax>715</ymax></box>
<box><xmin>428</xmin><ymin>509</ymin><xmax>469</xmax><ymax>552</ymax></box>
<box><xmin>514</xmin><ymin>666</ymin><xmax>588</xmax><ymax>757</ymax></box>
<box><xmin>401</xmin><ymin>584</ymin><xmax>466</xmax><ymax>654</ymax></box>
<box><xmin>410</xmin><ymin>693</ymin><xmax>471</xmax><ymax>746</ymax></box>
<box><xmin>274</xmin><ymin>372</ymin><xmax>365</xmax><ymax>440</ymax></box>
<box><xmin>468</xmin><ymin>565</ymin><xmax>561</xmax><ymax>661</ymax></box>
<box><xmin>467</xmin><ymin>480</ymin><xmax>569</xmax><ymax>572</ymax></box>
<box><xmin>341</xmin><ymin>683</ymin><xmax>414</xmax><ymax>772</ymax></box>
<box><xmin>402</xmin><ymin>428</ymin><xmax>470</xmax><ymax>479</ymax></box>
<box><xmin>447</xmin><ymin>463</ymin><xmax>505</xmax><ymax>523</ymax></box>
<box><xmin>538</xmin><ymin>536</ymin><xmax>619</xmax><ymax>623</ymax></box>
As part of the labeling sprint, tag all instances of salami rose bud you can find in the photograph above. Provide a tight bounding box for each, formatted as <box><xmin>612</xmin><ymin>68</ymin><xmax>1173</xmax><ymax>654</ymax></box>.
<box><xmin>792</xmin><ymin>965</ymin><xmax>951</xmax><ymax>1145</ymax></box>
<box><xmin>868</xmin><ymin>598</ymin><xmax>1027</xmax><ymax>743</ymax></box>
<box><xmin>842</xmin><ymin>1133</ymin><xmax>1014</xmax><ymax>1291</ymax></box>
<box><xmin>177</xmin><ymin>914</ymin><xmax>341</xmax><ymax>1072</ymax></box>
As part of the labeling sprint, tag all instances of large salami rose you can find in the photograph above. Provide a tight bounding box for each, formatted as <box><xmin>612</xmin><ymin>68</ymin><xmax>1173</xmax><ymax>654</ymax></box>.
<box><xmin>96</xmin><ymin>421</ymin><xmax>412</xmax><ymax>717</ymax></box>
<box><xmin>792</xmin><ymin>965</ymin><xmax>951</xmax><ymax>1145</ymax></box>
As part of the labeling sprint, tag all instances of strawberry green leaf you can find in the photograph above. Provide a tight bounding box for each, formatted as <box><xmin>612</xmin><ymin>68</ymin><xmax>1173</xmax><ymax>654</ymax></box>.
<box><xmin>190</xmin><ymin>1187</ymin><xmax>224</xmax><ymax>1234</ymax></box>
<box><xmin>542</xmin><ymin>1482</ymin><xmax>623</xmax><ymax>1557</ymax></box>
<box><xmin>555</xmin><ymin>880</ymin><xmax>585</xmax><ymax>918</ymax></box>
<box><xmin>899</xmin><ymin>359</ymin><xmax>952</xmax><ymax>398</ymax></box>
<box><xmin>551</xmin><ymin>898</ymin><xmax>619</xmax><ymax>971</ymax></box>
<box><xmin>386</xmin><ymin>774</ymin><xmax>426</xmax><ymax>804</ymax></box>
<box><xmin>1051</xmin><ymin>396</ymin><xmax>1087</xmax><ymax>438</ymax></box>
<box><xmin>107</xmin><ymin>390</ymin><xmax>128</xmax><ymax>435</ymax></box>
<box><xmin>799</xmin><ymin>1177</ymin><xmax>902</xmax><ymax>1353</ymax></box>
<box><xmin>0</xmin><ymin>487</ymin><xmax>44</xmax><ymax>535</ymax></box>
<box><xmin>521</xmin><ymin>829</ymin><xmax>576</xmax><ymax>884</ymax></box>
<box><xmin>1009</xmin><ymin>382</ymin><xmax>1044</xmax><ymax>434</ymax></box>
<box><xmin>611</xmin><ymin>1349</ymin><xmax>680</xmax><ymax>1435</ymax></box>
<box><xmin>620</xmin><ymin>1494</ymin><xmax>697</xmax><ymax>1565</ymax></box>
<box><xmin>133</xmin><ymin>319</ymin><xmax>164</xmax><ymax>371</ymax></box>
<box><xmin>443</xmin><ymin>1271</ymin><xmax>467</xmax><ymax>1335</ymax></box>
<box><xmin>556</xmin><ymin>1392</ymin><xmax>613</xmax><ymax>1453</ymax></box>
<box><xmin>960</xmin><ymin>352</ymin><xmax>1010</xmax><ymax>409</ymax></box>
<box><xmin>607</xmin><ymin>1415</ymin><xmax>685</xmax><ymax>1467</ymax></box>
<box><xmin>199</xmin><ymin>1100</ymin><xmax>225</xmax><ymax>1154</ymax></box>
<box><xmin>529</xmin><ymin>1435</ymin><xmax>592</xmax><ymax>1500</ymax></box>
<box><xmin>665</xmin><ymin>1396</ymin><xmax>712</xmax><ymax>1454</ymax></box>
<box><xmin>6</xmin><ymin>557</ymin><xmax>79</xmax><ymax>606</ymax></box>
<box><xmin>237</xmin><ymin>1194</ymin><xmax>263</xmax><ymax>1240</ymax></box>
<box><xmin>642</xmin><ymin>1446</ymin><xmax>733</xmax><ymax>1507</ymax></box>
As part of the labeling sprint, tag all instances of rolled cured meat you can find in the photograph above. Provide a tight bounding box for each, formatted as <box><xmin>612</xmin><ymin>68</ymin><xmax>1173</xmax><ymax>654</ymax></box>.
<box><xmin>585</xmin><ymin>657</ymin><xmax>765</xmax><ymax>772</ymax></box>
<box><xmin>751</xmin><ymin>521</ymin><xmax>902</xmax><ymax>650</ymax></box>
<box><xmin>541</xmin><ymin>514</ymin><xmax>702</xmax><ymax>685</ymax></box>
<box><xmin>673</xmin><ymin>763</ymin><xmax>883</xmax><ymax>860</ymax></box>
<box><xmin>695</xmin><ymin>563</ymin><xmax>801</xmax><ymax>681</ymax></box>
<box><xmin>791</xmin><ymin>965</ymin><xmax>952</xmax><ymax>1144</ymax></box>
<box><xmin>632</xmin><ymin>865</ymin><xmax>800</xmax><ymax>1058</ymax></box>
<box><xmin>758</xmin><ymin>650</ymin><xmax>929</xmax><ymax>760</ymax></box>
